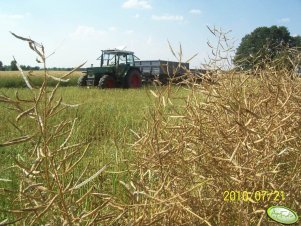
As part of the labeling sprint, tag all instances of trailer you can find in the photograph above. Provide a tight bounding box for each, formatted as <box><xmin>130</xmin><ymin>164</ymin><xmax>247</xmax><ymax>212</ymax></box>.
<box><xmin>134</xmin><ymin>60</ymin><xmax>189</xmax><ymax>84</ymax></box>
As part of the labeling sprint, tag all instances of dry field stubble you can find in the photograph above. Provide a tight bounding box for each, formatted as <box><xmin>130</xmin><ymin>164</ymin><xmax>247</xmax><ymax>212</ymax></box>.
<box><xmin>121</xmin><ymin>68</ymin><xmax>301</xmax><ymax>225</ymax></box>
<box><xmin>0</xmin><ymin>71</ymin><xmax>82</xmax><ymax>88</ymax></box>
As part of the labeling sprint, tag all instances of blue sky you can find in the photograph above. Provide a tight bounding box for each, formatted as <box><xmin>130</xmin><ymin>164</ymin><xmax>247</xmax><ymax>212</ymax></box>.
<box><xmin>1</xmin><ymin>0</ymin><xmax>300</xmax><ymax>68</ymax></box>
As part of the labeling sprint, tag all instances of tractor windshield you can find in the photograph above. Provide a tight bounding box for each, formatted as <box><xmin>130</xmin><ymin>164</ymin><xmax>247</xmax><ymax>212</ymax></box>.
<box><xmin>103</xmin><ymin>53</ymin><xmax>116</xmax><ymax>66</ymax></box>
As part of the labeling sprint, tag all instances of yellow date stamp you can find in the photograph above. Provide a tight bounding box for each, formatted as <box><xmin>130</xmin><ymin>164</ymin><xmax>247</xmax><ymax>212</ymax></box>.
<box><xmin>223</xmin><ymin>190</ymin><xmax>285</xmax><ymax>202</ymax></box>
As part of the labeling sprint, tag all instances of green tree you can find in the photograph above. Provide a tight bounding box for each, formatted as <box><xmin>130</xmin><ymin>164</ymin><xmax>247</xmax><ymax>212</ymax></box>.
<box><xmin>0</xmin><ymin>61</ymin><xmax>3</xmax><ymax>71</ymax></box>
<box><xmin>234</xmin><ymin>26</ymin><xmax>301</xmax><ymax>70</ymax></box>
<box><xmin>10</xmin><ymin>60</ymin><xmax>18</xmax><ymax>71</ymax></box>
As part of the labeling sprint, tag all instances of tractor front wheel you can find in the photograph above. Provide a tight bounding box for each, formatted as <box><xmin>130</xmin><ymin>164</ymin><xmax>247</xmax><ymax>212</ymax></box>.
<box><xmin>125</xmin><ymin>69</ymin><xmax>142</xmax><ymax>88</ymax></box>
<box><xmin>77</xmin><ymin>75</ymin><xmax>87</xmax><ymax>86</ymax></box>
<box><xmin>98</xmin><ymin>75</ymin><xmax>116</xmax><ymax>88</ymax></box>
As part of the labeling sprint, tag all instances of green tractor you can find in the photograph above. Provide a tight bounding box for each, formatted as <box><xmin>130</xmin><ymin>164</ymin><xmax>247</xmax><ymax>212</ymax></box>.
<box><xmin>78</xmin><ymin>49</ymin><xmax>142</xmax><ymax>88</ymax></box>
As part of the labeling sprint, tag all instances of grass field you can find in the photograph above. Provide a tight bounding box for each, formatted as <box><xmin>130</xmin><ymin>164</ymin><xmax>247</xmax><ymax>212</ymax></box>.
<box><xmin>0</xmin><ymin>86</ymin><xmax>148</xmax><ymax>221</ymax></box>
<box><xmin>1</xmin><ymin>67</ymin><xmax>301</xmax><ymax>225</ymax></box>
<box><xmin>0</xmin><ymin>78</ymin><xmax>191</xmax><ymax>224</ymax></box>
<box><xmin>0</xmin><ymin>86</ymin><xmax>158</xmax><ymax>173</ymax></box>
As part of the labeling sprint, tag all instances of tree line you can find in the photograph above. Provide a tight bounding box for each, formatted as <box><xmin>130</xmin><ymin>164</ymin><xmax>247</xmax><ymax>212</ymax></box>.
<box><xmin>0</xmin><ymin>60</ymin><xmax>40</xmax><ymax>71</ymax></box>
<box><xmin>0</xmin><ymin>60</ymin><xmax>75</xmax><ymax>71</ymax></box>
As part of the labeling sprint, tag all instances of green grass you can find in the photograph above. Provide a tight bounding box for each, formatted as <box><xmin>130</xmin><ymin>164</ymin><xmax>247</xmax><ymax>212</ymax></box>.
<box><xmin>0</xmin><ymin>87</ymin><xmax>153</xmax><ymax>161</ymax></box>
<box><xmin>0</xmin><ymin>85</ymin><xmax>188</xmax><ymax>215</ymax></box>
<box><xmin>0</xmin><ymin>66</ymin><xmax>193</xmax><ymax>223</ymax></box>
<box><xmin>0</xmin><ymin>87</ymin><xmax>146</xmax><ymax>219</ymax></box>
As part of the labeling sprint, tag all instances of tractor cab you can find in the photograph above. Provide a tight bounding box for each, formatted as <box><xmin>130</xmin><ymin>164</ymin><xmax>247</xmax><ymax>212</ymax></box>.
<box><xmin>97</xmin><ymin>50</ymin><xmax>139</xmax><ymax>78</ymax></box>
<box><xmin>98</xmin><ymin>49</ymin><xmax>139</xmax><ymax>67</ymax></box>
<box><xmin>79</xmin><ymin>49</ymin><xmax>142</xmax><ymax>88</ymax></box>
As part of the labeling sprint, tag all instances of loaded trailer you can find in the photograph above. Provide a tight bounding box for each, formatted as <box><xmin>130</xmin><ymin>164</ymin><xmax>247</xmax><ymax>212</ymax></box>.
<box><xmin>78</xmin><ymin>49</ymin><xmax>190</xmax><ymax>88</ymax></box>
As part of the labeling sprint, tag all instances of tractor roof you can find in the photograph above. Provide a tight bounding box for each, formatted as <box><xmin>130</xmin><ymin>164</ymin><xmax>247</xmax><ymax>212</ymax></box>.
<box><xmin>102</xmin><ymin>49</ymin><xmax>134</xmax><ymax>55</ymax></box>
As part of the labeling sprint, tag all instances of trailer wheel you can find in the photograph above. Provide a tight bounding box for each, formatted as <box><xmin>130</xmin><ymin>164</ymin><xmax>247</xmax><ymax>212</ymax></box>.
<box><xmin>125</xmin><ymin>69</ymin><xmax>142</xmax><ymax>88</ymax></box>
<box><xmin>78</xmin><ymin>75</ymin><xmax>87</xmax><ymax>86</ymax></box>
<box><xmin>98</xmin><ymin>75</ymin><xmax>116</xmax><ymax>88</ymax></box>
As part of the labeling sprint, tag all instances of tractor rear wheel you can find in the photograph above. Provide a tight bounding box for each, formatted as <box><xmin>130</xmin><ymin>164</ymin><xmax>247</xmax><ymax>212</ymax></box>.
<box><xmin>125</xmin><ymin>69</ymin><xmax>142</xmax><ymax>88</ymax></box>
<box><xmin>98</xmin><ymin>75</ymin><xmax>116</xmax><ymax>88</ymax></box>
<box><xmin>78</xmin><ymin>75</ymin><xmax>87</xmax><ymax>86</ymax></box>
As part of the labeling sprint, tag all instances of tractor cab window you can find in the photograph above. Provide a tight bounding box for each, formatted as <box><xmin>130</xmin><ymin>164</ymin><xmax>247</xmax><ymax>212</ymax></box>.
<box><xmin>126</xmin><ymin>54</ymin><xmax>134</xmax><ymax>66</ymax></box>
<box><xmin>118</xmin><ymin>54</ymin><xmax>126</xmax><ymax>65</ymax></box>
<box><xmin>103</xmin><ymin>53</ymin><xmax>116</xmax><ymax>66</ymax></box>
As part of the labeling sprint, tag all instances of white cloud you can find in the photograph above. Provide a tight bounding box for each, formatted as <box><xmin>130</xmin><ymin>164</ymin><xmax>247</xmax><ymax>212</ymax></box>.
<box><xmin>70</xmin><ymin>26</ymin><xmax>107</xmax><ymax>39</ymax></box>
<box><xmin>122</xmin><ymin>0</ymin><xmax>152</xmax><ymax>9</ymax></box>
<box><xmin>152</xmin><ymin>14</ymin><xmax>184</xmax><ymax>21</ymax></box>
<box><xmin>278</xmin><ymin>17</ymin><xmax>290</xmax><ymax>23</ymax></box>
<box><xmin>109</xmin><ymin>26</ymin><xmax>117</xmax><ymax>31</ymax></box>
<box><xmin>189</xmin><ymin>9</ymin><xmax>202</xmax><ymax>15</ymax></box>
<box><xmin>146</xmin><ymin>36</ymin><xmax>152</xmax><ymax>45</ymax></box>
<box><xmin>125</xmin><ymin>30</ymin><xmax>134</xmax><ymax>35</ymax></box>
<box><xmin>0</xmin><ymin>13</ymin><xmax>25</xmax><ymax>20</ymax></box>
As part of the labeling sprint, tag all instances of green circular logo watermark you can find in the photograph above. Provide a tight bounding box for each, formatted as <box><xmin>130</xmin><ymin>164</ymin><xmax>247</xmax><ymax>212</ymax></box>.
<box><xmin>267</xmin><ymin>206</ymin><xmax>299</xmax><ymax>224</ymax></box>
